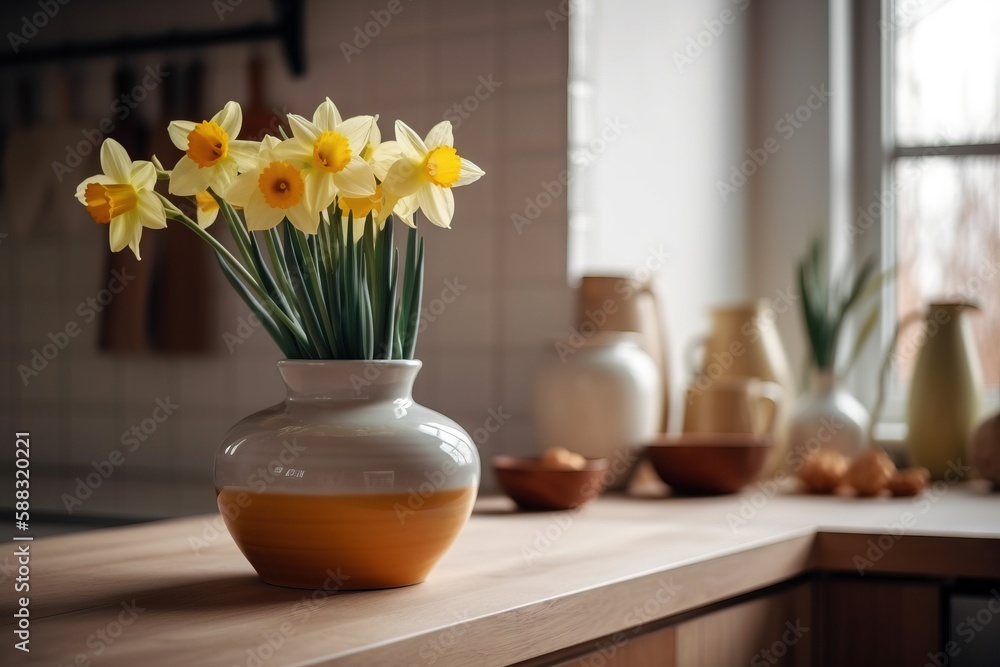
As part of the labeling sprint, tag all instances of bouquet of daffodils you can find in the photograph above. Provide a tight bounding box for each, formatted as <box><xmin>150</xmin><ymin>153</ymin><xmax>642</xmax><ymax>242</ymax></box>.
<box><xmin>75</xmin><ymin>99</ymin><xmax>484</xmax><ymax>360</ymax></box>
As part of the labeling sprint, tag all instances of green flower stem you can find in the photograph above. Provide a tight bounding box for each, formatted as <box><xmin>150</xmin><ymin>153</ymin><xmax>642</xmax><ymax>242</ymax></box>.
<box><xmin>292</xmin><ymin>227</ymin><xmax>338</xmax><ymax>354</ymax></box>
<box><xmin>211</xmin><ymin>192</ymin><xmax>262</xmax><ymax>286</ymax></box>
<box><xmin>157</xmin><ymin>193</ymin><xmax>311</xmax><ymax>348</ymax></box>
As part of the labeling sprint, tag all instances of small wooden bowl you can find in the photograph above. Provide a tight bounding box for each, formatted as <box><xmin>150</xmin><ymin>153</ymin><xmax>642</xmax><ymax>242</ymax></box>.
<box><xmin>645</xmin><ymin>433</ymin><xmax>773</xmax><ymax>495</ymax></box>
<box><xmin>493</xmin><ymin>456</ymin><xmax>610</xmax><ymax>511</ymax></box>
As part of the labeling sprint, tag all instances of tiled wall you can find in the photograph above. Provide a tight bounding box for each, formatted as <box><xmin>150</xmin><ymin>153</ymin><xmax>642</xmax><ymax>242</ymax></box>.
<box><xmin>0</xmin><ymin>0</ymin><xmax>570</xmax><ymax>515</ymax></box>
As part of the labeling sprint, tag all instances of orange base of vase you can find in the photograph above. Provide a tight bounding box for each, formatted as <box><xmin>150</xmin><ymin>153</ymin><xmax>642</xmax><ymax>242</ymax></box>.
<box><xmin>217</xmin><ymin>486</ymin><xmax>476</xmax><ymax>590</ymax></box>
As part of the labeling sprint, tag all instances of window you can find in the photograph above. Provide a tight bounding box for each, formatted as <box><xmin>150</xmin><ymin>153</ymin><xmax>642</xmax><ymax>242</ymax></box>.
<box><xmin>884</xmin><ymin>0</ymin><xmax>1000</xmax><ymax>389</ymax></box>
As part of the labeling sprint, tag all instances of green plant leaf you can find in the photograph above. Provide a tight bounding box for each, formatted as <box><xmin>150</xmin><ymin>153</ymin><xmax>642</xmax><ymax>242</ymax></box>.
<box><xmin>840</xmin><ymin>302</ymin><xmax>880</xmax><ymax>378</ymax></box>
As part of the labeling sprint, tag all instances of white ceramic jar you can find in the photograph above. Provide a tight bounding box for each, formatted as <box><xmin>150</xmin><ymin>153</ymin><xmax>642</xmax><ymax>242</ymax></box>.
<box><xmin>534</xmin><ymin>332</ymin><xmax>662</xmax><ymax>489</ymax></box>
<box><xmin>787</xmin><ymin>369</ymin><xmax>869</xmax><ymax>465</ymax></box>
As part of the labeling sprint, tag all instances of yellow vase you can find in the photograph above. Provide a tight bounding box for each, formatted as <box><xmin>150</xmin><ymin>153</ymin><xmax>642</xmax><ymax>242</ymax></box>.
<box><xmin>907</xmin><ymin>303</ymin><xmax>982</xmax><ymax>479</ymax></box>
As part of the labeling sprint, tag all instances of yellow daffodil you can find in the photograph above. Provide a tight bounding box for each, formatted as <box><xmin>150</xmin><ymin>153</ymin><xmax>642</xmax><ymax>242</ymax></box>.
<box><xmin>75</xmin><ymin>139</ymin><xmax>166</xmax><ymax>260</ymax></box>
<box><xmin>167</xmin><ymin>101</ymin><xmax>260</xmax><ymax>197</ymax></box>
<box><xmin>226</xmin><ymin>136</ymin><xmax>319</xmax><ymax>234</ymax></box>
<box><xmin>378</xmin><ymin>120</ymin><xmax>484</xmax><ymax>228</ymax></box>
<box><xmin>272</xmin><ymin>98</ymin><xmax>377</xmax><ymax>214</ymax></box>
<box><xmin>195</xmin><ymin>191</ymin><xmax>220</xmax><ymax>229</ymax></box>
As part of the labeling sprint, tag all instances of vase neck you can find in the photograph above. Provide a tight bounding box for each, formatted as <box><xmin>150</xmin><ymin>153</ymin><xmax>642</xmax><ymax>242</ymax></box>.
<box><xmin>277</xmin><ymin>360</ymin><xmax>420</xmax><ymax>403</ymax></box>
<box><xmin>810</xmin><ymin>368</ymin><xmax>837</xmax><ymax>394</ymax></box>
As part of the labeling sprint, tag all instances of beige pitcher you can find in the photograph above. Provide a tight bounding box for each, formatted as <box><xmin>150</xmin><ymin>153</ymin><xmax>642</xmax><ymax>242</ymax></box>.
<box><xmin>686</xmin><ymin>301</ymin><xmax>796</xmax><ymax>475</ymax></box>
<box><xmin>871</xmin><ymin>302</ymin><xmax>982</xmax><ymax>479</ymax></box>
<box><xmin>578</xmin><ymin>276</ymin><xmax>669</xmax><ymax>430</ymax></box>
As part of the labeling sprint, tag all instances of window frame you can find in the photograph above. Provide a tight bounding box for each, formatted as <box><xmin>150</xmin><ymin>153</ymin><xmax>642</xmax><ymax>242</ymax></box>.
<box><xmin>850</xmin><ymin>0</ymin><xmax>1000</xmax><ymax>433</ymax></box>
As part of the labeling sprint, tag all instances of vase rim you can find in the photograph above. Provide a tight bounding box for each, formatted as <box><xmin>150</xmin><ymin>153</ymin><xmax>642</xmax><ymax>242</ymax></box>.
<box><xmin>710</xmin><ymin>298</ymin><xmax>770</xmax><ymax>315</ymax></box>
<box><xmin>550</xmin><ymin>331</ymin><xmax>644</xmax><ymax>349</ymax></box>
<box><xmin>277</xmin><ymin>359</ymin><xmax>422</xmax><ymax>368</ymax></box>
<box><xmin>928</xmin><ymin>300</ymin><xmax>978</xmax><ymax>311</ymax></box>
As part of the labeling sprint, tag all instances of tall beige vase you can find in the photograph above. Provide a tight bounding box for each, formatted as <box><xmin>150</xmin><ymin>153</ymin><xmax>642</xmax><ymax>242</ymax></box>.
<box><xmin>578</xmin><ymin>276</ymin><xmax>669</xmax><ymax>431</ymax></box>
<box><xmin>873</xmin><ymin>302</ymin><xmax>982</xmax><ymax>479</ymax></box>
<box><xmin>686</xmin><ymin>301</ymin><xmax>796</xmax><ymax>476</ymax></box>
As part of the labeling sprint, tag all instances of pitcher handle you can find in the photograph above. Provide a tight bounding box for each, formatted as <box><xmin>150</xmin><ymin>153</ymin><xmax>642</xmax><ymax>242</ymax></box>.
<box><xmin>685</xmin><ymin>334</ymin><xmax>709</xmax><ymax>377</ymax></box>
<box><xmin>754</xmin><ymin>381</ymin><xmax>784</xmax><ymax>436</ymax></box>
<box><xmin>867</xmin><ymin>310</ymin><xmax>925</xmax><ymax>442</ymax></box>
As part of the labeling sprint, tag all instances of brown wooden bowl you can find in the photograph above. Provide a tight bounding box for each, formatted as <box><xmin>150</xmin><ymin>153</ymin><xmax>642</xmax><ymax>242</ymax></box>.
<box><xmin>645</xmin><ymin>433</ymin><xmax>773</xmax><ymax>495</ymax></box>
<box><xmin>492</xmin><ymin>456</ymin><xmax>610</xmax><ymax>511</ymax></box>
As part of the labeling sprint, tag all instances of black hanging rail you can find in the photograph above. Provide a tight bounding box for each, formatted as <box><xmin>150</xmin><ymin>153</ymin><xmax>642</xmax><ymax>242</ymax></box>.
<box><xmin>0</xmin><ymin>0</ymin><xmax>305</xmax><ymax>75</ymax></box>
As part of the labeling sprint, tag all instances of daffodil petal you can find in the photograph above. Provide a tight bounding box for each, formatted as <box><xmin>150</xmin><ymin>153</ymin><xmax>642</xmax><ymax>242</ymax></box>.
<box><xmin>128</xmin><ymin>234</ymin><xmax>142</xmax><ymax>261</ymax></box>
<box><xmin>306</xmin><ymin>172</ymin><xmax>337</xmax><ymax>212</ymax></box>
<box><xmin>287</xmin><ymin>202</ymin><xmax>320</xmax><ymax>235</ymax></box>
<box><xmin>338</xmin><ymin>115</ymin><xmax>375</xmax><ymax>153</ymax></box>
<box><xmin>261</xmin><ymin>135</ymin><xmax>282</xmax><ymax>153</ymax></box>
<box><xmin>313</xmin><ymin>98</ymin><xmax>343</xmax><ymax>131</ymax></box>
<box><xmin>416</xmin><ymin>184</ymin><xmax>454</xmax><ymax>228</ymax></box>
<box><xmin>75</xmin><ymin>175</ymin><xmax>113</xmax><ymax>204</ymax></box>
<box><xmin>424</xmin><ymin>121</ymin><xmax>454</xmax><ymax>149</ymax></box>
<box><xmin>271</xmin><ymin>137</ymin><xmax>312</xmax><ymax>164</ymax></box>
<box><xmin>394</xmin><ymin>120</ymin><xmax>427</xmax><ymax>159</ymax></box>
<box><xmin>167</xmin><ymin>155</ymin><xmax>208</xmax><ymax>196</ymax></box>
<box><xmin>332</xmin><ymin>157</ymin><xmax>377</xmax><ymax>198</ymax></box>
<box><xmin>244</xmin><ymin>188</ymin><xmax>285</xmax><ymax>231</ymax></box>
<box><xmin>108</xmin><ymin>210</ymin><xmax>135</xmax><ymax>253</ymax></box>
<box><xmin>136</xmin><ymin>190</ymin><xmax>166</xmax><ymax>229</ymax></box>
<box><xmin>228</xmin><ymin>140</ymin><xmax>261</xmax><ymax>172</ymax></box>
<box><xmin>454</xmin><ymin>157</ymin><xmax>485</xmax><ymax>187</ymax></box>
<box><xmin>369</xmin><ymin>116</ymin><xmax>382</xmax><ymax>148</ymax></box>
<box><xmin>197</xmin><ymin>207</ymin><xmax>219</xmax><ymax>230</ymax></box>
<box><xmin>226</xmin><ymin>171</ymin><xmax>258</xmax><ymax>207</ymax></box>
<box><xmin>287</xmin><ymin>113</ymin><xmax>320</xmax><ymax>145</ymax></box>
<box><xmin>370</xmin><ymin>141</ymin><xmax>403</xmax><ymax>180</ymax></box>
<box><xmin>168</xmin><ymin>120</ymin><xmax>196</xmax><ymax>151</ymax></box>
<box><xmin>213</xmin><ymin>101</ymin><xmax>243</xmax><ymax>139</ymax></box>
<box><xmin>101</xmin><ymin>139</ymin><xmax>132</xmax><ymax>182</ymax></box>
<box><xmin>394</xmin><ymin>194</ymin><xmax>417</xmax><ymax>227</ymax></box>
<box><xmin>209</xmin><ymin>159</ymin><xmax>239</xmax><ymax>196</ymax></box>
<box><xmin>130</xmin><ymin>161</ymin><xmax>156</xmax><ymax>191</ymax></box>
<box><xmin>381</xmin><ymin>157</ymin><xmax>423</xmax><ymax>198</ymax></box>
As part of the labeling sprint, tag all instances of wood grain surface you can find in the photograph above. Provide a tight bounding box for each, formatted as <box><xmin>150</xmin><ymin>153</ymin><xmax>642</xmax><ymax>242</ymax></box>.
<box><xmin>2</xmin><ymin>485</ymin><xmax>998</xmax><ymax>666</ymax></box>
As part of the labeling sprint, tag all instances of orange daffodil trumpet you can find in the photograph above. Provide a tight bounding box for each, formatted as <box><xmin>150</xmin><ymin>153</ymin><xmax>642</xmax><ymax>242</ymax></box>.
<box><xmin>75</xmin><ymin>139</ymin><xmax>166</xmax><ymax>260</ymax></box>
<box><xmin>377</xmin><ymin>120</ymin><xmax>484</xmax><ymax>228</ymax></box>
<box><xmin>167</xmin><ymin>101</ymin><xmax>260</xmax><ymax>197</ymax></box>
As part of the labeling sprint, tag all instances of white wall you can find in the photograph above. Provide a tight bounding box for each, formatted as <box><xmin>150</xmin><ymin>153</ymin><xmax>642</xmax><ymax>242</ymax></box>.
<box><xmin>572</xmin><ymin>0</ymin><xmax>752</xmax><ymax>427</ymax></box>
<box><xmin>746</xmin><ymin>0</ymin><xmax>832</xmax><ymax>386</ymax></box>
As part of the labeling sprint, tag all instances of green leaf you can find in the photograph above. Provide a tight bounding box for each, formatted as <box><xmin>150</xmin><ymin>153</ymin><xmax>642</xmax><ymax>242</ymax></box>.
<box><xmin>214</xmin><ymin>252</ymin><xmax>299</xmax><ymax>358</ymax></box>
<box><xmin>840</xmin><ymin>302</ymin><xmax>880</xmax><ymax>378</ymax></box>
<box><xmin>403</xmin><ymin>232</ymin><xmax>425</xmax><ymax>359</ymax></box>
<box><xmin>283</xmin><ymin>222</ymin><xmax>329</xmax><ymax>358</ymax></box>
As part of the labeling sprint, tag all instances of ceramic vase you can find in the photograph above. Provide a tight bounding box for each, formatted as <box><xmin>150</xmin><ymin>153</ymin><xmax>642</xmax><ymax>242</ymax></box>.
<box><xmin>873</xmin><ymin>302</ymin><xmax>983</xmax><ymax>479</ymax></box>
<box><xmin>788</xmin><ymin>369</ymin><xmax>869</xmax><ymax>463</ymax></box>
<box><xmin>905</xmin><ymin>303</ymin><xmax>982</xmax><ymax>479</ymax></box>
<box><xmin>534</xmin><ymin>332</ymin><xmax>662</xmax><ymax>490</ymax></box>
<box><xmin>578</xmin><ymin>275</ymin><xmax>670</xmax><ymax>430</ymax></box>
<box><xmin>214</xmin><ymin>360</ymin><xmax>480</xmax><ymax>590</ymax></box>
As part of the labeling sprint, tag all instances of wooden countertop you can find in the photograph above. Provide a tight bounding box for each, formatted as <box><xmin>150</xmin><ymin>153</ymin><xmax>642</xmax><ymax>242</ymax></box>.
<box><xmin>4</xmin><ymin>484</ymin><xmax>1000</xmax><ymax>667</ymax></box>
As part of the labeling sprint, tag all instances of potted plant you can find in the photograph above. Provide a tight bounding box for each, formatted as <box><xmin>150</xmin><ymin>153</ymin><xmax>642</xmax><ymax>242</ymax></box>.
<box><xmin>75</xmin><ymin>99</ymin><xmax>485</xmax><ymax>589</ymax></box>
<box><xmin>790</xmin><ymin>237</ymin><xmax>884</xmax><ymax>461</ymax></box>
